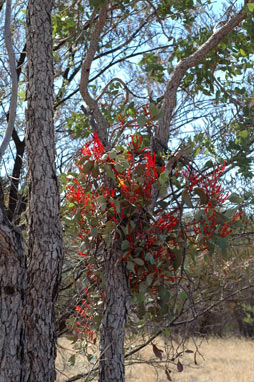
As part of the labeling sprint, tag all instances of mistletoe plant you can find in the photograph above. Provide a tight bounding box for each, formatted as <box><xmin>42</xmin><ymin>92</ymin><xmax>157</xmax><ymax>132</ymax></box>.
<box><xmin>64</xmin><ymin>118</ymin><xmax>242</xmax><ymax>339</ymax></box>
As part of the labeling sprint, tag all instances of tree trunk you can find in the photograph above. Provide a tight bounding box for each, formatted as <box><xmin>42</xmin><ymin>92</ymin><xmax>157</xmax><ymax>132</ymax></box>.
<box><xmin>24</xmin><ymin>1</ymin><xmax>64</xmax><ymax>381</ymax></box>
<box><xmin>99</xmin><ymin>242</ymin><xmax>130</xmax><ymax>382</ymax></box>
<box><xmin>0</xmin><ymin>200</ymin><xmax>26</xmax><ymax>382</ymax></box>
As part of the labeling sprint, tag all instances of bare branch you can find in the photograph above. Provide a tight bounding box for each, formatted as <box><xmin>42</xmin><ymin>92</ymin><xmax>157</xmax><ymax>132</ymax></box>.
<box><xmin>96</xmin><ymin>77</ymin><xmax>129</xmax><ymax>105</ymax></box>
<box><xmin>79</xmin><ymin>3</ymin><xmax>109</xmax><ymax>147</ymax></box>
<box><xmin>153</xmin><ymin>5</ymin><xmax>248</xmax><ymax>153</ymax></box>
<box><xmin>0</xmin><ymin>0</ymin><xmax>18</xmax><ymax>159</ymax></box>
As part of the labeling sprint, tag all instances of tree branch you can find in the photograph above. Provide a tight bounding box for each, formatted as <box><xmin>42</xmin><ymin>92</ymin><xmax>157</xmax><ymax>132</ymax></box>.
<box><xmin>0</xmin><ymin>0</ymin><xmax>5</xmax><ymax>12</ymax></box>
<box><xmin>96</xmin><ymin>77</ymin><xmax>129</xmax><ymax>104</ymax></box>
<box><xmin>153</xmin><ymin>4</ymin><xmax>249</xmax><ymax>153</ymax></box>
<box><xmin>0</xmin><ymin>0</ymin><xmax>18</xmax><ymax>159</ymax></box>
<box><xmin>79</xmin><ymin>3</ymin><xmax>109</xmax><ymax>147</ymax></box>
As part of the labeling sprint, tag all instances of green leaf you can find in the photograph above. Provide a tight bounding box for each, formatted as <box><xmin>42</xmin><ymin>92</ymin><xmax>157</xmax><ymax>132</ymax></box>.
<box><xmin>224</xmin><ymin>208</ymin><xmax>237</xmax><ymax>219</ymax></box>
<box><xmin>120</xmin><ymin>160</ymin><xmax>130</xmax><ymax>170</ymax></box>
<box><xmin>104</xmin><ymin>220</ymin><xmax>115</xmax><ymax>233</ymax></box>
<box><xmin>104</xmin><ymin>164</ymin><xmax>116</xmax><ymax>180</ymax></box>
<box><xmin>158</xmin><ymin>285</ymin><xmax>170</xmax><ymax>302</ymax></box>
<box><xmin>229</xmin><ymin>193</ymin><xmax>243</xmax><ymax>203</ymax></box>
<box><xmin>92</xmin><ymin>164</ymin><xmax>99</xmax><ymax>178</ymax></box>
<box><xmin>139</xmin><ymin>281</ymin><xmax>147</xmax><ymax>293</ymax></box>
<box><xmin>207</xmin><ymin>241</ymin><xmax>215</xmax><ymax>256</ymax></box>
<box><xmin>239</xmin><ymin>48</ymin><xmax>247</xmax><ymax>57</ymax></box>
<box><xmin>146</xmin><ymin>273</ymin><xmax>153</xmax><ymax>286</ymax></box>
<box><xmin>182</xmin><ymin>189</ymin><xmax>193</xmax><ymax>208</ymax></box>
<box><xmin>68</xmin><ymin>354</ymin><xmax>76</xmax><ymax>366</ymax></box>
<box><xmin>137</xmin><ymin>115</ymin><xmax>147</xmax><ymax>128</ymax></box>
<box><xmin>115</xmin><ymin>163</ymin><xmax>124</xmax><ymax>173</ymax></box>
<box><xmin>149</xmin><ymin>103</ymin><xmax>162</xmax><ymax>118</ymax></box>
<box><xmin>247</xmin><ymin>3</ymin><xmax>254</xmax><ymax>12</ymax></box>
<box><xmin>108</xmin><ymin>150</ymin><xmax>117</xmax><ymax>160</ymax></box>
<box><xmin>145</xmin><ymin>252</ymin><xmax>155</xmax><ymax>264</ymax></box>
<box><xmin>89</xmin><ymin>0</ymin><xmax>107</xmax><ymax>8</ymax></box>
<box><xmin>121</xmin><ymin>240</ymin><xmax>130</xmax><ymax>251</ymax></box>
<box><xmin>172</xmin><ymin>249</ymin><xmax>183</xmax><ymax>271</ymax></box>
<box><xmin>238</xmin><ymin>130</ymin><xmax>248</xmax><ymax>138</ymax></box>
<box><xmin>193</xmin><ymin>187</ymin><xmax>208</xmax><ymax>205</ymax></box>
<box><xmin>127</xmin><ymin>261</ymin><xmax>136</xmax><ymax>273</ymax></box>
<box><xmin>158</xmin><ymin>169</ymin><xmax>169</xmax><ymax>187</ymax></box>
<box><xmin>133</xmin><ymin>258</ymin><xmax>144</xmax><ymax>266</ymax></box>
<box><xmin>215</xmin><ymin>236</ymin><xmax>229</xmax><ymax>249</ymax></box>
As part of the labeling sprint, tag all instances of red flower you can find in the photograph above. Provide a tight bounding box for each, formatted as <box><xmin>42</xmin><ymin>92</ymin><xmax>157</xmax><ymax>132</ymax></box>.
<box><xmin>93</xmin><ymin>132</ymin><xmax>104</xmax><ymax>160</ymax></box>
<box><xmin>131</xmin><ymin>135</ymin><xmax>147</xmax><ymax>153</ymax></box>
<box><xmin>81</xmin><ymin>142</ymin><xmax>91</xmax><ymax>157</ymax></box>
<box><xmin>78</xmin><ymin>251</ymin><xmax>87</xmax><ymax>257</ymax></box>
<box><xmin>157</xmin><ymin>213</ymin><xmax>178</xmax><ymax>232</ymax></box>
<box><xmin>144</xmin><ymin>152</ymin><xmax>158</xmax><ymax>179</ymax></box>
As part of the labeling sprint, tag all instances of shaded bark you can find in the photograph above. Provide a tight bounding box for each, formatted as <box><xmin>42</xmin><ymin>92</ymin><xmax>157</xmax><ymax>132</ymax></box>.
<box><xmin>24</xmin><ymin>0</ymin><xmax>64</xmax><ymax>381</ymax></box>
<box><xmin>0</xmin><ymin>199</ymin><xmax>26</xmax><ymax>382</ymax></box>
<box><xmin>99</xmin><ymin>243</ymin><xmax>130</xmax><ymax>382</ymax></box>
<box><xmin>7</xmin><ymin>43</ymin><xmax>27</xmax><ymax>223</ymax></box>
<box><xmin>7</xmin><ymin>129</ymin><xmax>25</xmax><ymax>223</ymax></box>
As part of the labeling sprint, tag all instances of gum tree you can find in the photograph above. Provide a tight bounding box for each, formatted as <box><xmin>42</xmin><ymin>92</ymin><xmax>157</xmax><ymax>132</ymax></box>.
<box><xmin>68</xmin><ymin>1</ymin><xmax>252</xmax><ymax>381</ymax></box>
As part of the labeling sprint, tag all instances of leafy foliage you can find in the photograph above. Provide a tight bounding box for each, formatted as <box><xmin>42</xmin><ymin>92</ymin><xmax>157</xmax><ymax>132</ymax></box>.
<box><xmin>63</xmin><ymin>116</ymin><xmax>242</xmax><ymax>337</ymax></box>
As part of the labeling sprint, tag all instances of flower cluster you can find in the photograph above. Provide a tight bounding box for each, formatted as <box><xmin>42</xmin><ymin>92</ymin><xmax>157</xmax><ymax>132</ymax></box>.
<box><xmin>75</xmin><ymin>287</ymin><xmax>93</xmax><ymax>341</ymax></box>
<box><xmin>65</xmin><ymin>128</ymin><xmax>241</xmax><ymax>336</ymax></box>
<box><xmin>66</xmin><ymin>132</ymin><xmax>181</xmax><ymax>293</ymax></box>
<box><xmin>184</xmin><ymin>164</ymin><xmax>242</xmax><ymax>252</ymax></box>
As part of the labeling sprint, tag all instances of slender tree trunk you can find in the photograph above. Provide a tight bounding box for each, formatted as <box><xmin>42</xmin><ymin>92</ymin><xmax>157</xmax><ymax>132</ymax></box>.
<box><xmin>0</xmin><ymin>200</ymin><xmax>26</xmax><ymax>382</ymax></box>
<box><xmin>24</xmin><ymin>1</ymin><xmax>64</xmax><ymax>381</ymax></box>
<box><xmin>99</xmin><ymin>242</ymin><xmax>130</xmax><ymax>382</ymax></box>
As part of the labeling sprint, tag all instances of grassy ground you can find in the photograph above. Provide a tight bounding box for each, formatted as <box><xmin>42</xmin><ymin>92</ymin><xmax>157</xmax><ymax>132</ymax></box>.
<box><xmin>56</xmin><ymin>336</ymin><xmax>254</xmax><ymax>382</ymax></box>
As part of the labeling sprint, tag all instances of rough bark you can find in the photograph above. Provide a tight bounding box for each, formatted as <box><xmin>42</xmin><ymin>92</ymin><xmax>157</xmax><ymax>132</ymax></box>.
<box><xmin>0</xmin><ymin>199</ymin><xmax>26</xmax><ymax>382</ymax></box>
<box><xmin>24</xmin><ymin>1</ymin><xmax>64</xmax><ymax>381</ymax></box>
<box><xmin>99</xmin><ymin>243</ymin><xmax>130</xmax><ymax>382</ymax></box>
<box><xmin>78</xmin><ymin>5</ymin><xmax>132</xmax><ymax>379</ymax></box>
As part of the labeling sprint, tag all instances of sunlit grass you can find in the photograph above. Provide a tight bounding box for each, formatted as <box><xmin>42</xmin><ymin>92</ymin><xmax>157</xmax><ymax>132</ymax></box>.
<box><xmin>56</xmin><ymin>336</ymin><xmax>254</xmax><ymax>382</ymax></box>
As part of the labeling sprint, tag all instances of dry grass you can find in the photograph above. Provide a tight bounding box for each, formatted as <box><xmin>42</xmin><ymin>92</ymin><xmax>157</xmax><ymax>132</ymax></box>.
<box><xmin>56</xmin><ymin>336</ymin><xmax>254</xmax><ymax>382</ymax></box>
